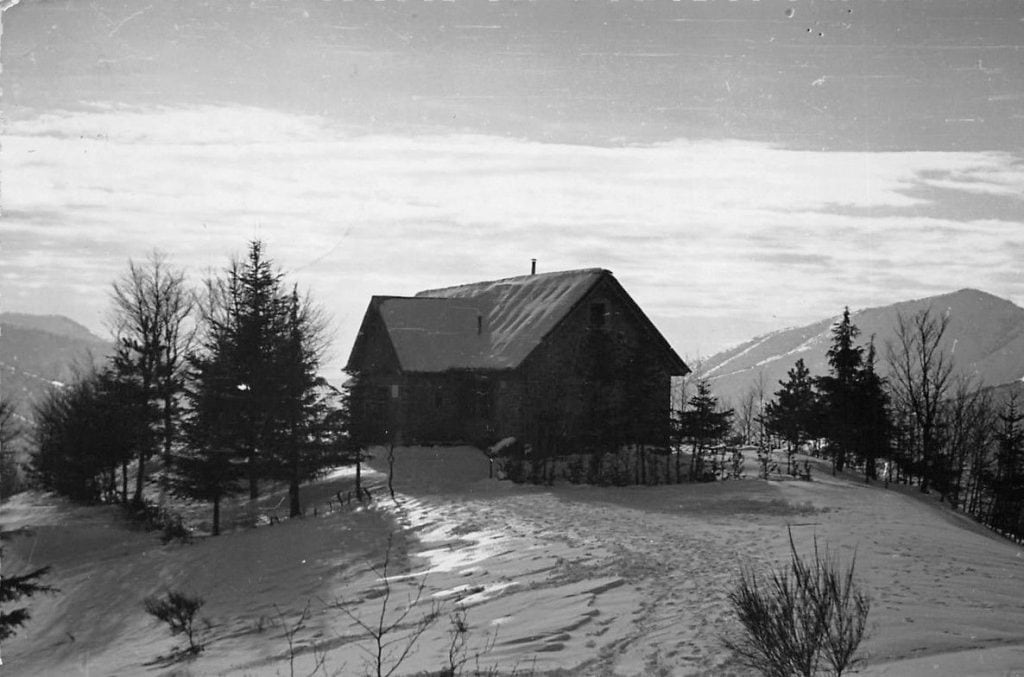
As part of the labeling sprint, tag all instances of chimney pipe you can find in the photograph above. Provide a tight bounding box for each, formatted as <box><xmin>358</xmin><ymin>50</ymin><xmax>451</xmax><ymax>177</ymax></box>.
<box><xmin>531</xmin><ymin>258</ymin><xmax>537</xmax><ymax>275</ymax></box>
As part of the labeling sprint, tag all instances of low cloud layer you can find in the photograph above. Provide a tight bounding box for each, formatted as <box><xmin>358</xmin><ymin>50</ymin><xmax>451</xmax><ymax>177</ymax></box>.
<box><xmin>4</xmin><ymin>105</ymin><xmax>1023</xmax><ymax>369</ymax></box>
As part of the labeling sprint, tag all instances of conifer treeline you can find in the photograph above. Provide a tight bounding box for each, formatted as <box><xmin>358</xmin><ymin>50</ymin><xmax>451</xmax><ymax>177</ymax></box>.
<box><xmin>761</xmin><ymin>309</ymin><xmax>889</xmax><ymax>478</ymax></box>
<box><xmin>761</xmin><ymin>307</ymin><xmax>1024</xmax><ymax>541</ymax></box>
<box><xmin>28</xmin><ymin>241</ymin><xmax>351</xmax><ymax>535</ymax></box>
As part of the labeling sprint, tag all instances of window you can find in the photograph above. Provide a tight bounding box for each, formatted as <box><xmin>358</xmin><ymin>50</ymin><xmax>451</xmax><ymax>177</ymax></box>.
<box><xmin>390</xmin><ymin>384</ymin><xmax>400</xmax><ymax>399</ymax></box>
<box><xmin>590</xmin><ymin>302</ymin><xmax>606</xmax><ymax>328</ymax></box>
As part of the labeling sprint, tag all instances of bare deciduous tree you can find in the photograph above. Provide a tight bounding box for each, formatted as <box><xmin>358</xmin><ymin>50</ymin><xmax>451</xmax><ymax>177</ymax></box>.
<box><xmin>276</xmin><ymin>600</ymin><xmax>330</xmax><ymax>677</ymax></box>
<box><xmin>736</xmin><ymin>384</ymin><xmax>759</xmax><ymax>445</ymax></box>
<box><xmin>110</xmin><ymin>251</ymin><xmax>194</xmax><ymax>504</ymax></box>
<box><xmin>886</xmin><ymin>307</ymin><xmax>955</xmax><ymax>494</ymax></box>
<box><xmin>944</xmin><ymin>376</ymin><xmax>994</xmax><ymax>510</ymax></box>
<box><xmin>752</xmin><ymin>370</ymin><xmax>769</xmax><ymax>451</ymax></box>
<box><xmin>332</xmin><ymin>534</ymin><xmax>440</xmax><ymax>677</ymax></box>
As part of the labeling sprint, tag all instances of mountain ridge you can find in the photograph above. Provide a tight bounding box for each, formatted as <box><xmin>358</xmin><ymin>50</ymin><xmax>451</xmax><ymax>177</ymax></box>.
<box><xmin>702</xmin><ymin>288</ymin><xmax>1024</xmax><ymax>405</ymax></box>
<box><xmin>0</xmin><ymin>312</ymin><xmax>106</xmax><ymax>344</ymax></box>
<box><xmin>0</xmin><ymin>315</ymin><xmax>111</xmax><ymax>426</ymax></box>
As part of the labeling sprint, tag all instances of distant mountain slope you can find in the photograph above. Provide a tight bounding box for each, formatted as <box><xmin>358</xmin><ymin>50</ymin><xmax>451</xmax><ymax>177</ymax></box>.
<box><xmin>0</xmin><ymin>313</ymin><xmax>106</xmax><ymax>344</ymax></box>
<box><xmin>0</xmin><ymin>314</ymin><xmax>111</xmax><ymax>425</ymax></box>
<box><xmin>703</xmin><ymin>289</ymin><xmax>1024</xmax><ymax>405</ymax></box>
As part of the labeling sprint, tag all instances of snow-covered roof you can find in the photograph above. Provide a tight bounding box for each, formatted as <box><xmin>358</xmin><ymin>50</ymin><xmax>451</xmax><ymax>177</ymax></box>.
<box><xmin>377</xmin><ymin>268</ymin><xmax>607</xmax><ymax>372</ymax></box>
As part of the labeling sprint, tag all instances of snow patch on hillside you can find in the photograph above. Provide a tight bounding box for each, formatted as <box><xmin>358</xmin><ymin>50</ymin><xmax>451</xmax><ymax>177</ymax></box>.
<box><xmin>705</xmin><ymin>331</ymin><xmax>781</xmax><ymax>377</ymax></box>
<box><xmin>753</xmin><ymin>329</ymin><xmax>828</xmax><ymax>368</ymax></box>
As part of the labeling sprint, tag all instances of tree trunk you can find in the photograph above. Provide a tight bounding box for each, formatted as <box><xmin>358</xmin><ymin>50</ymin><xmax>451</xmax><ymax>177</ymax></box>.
<box><xmin>134</xmin><ymin>371</ymin><xmax>154</xmax><ymax>505</ymax></box>
<box><xmin>288</xmin><ymin>478</ymin><xmax>301</xmax><ymax>518</ymax></box>
<box><xmin>160</xmin><ymin>393</ymin><xmax>174</xmax><ymax>506</ymax></box>
<box><xmin>134</xmin><ymin>451</ymin><xmax>146</xmax><ymax>505</ymax></box>
<box><xmin>248</xmin><ymin>448</ymin><xmax>259</xmax><ymax>500</ymax></box>
<box><xmin>355</xmin><ymin>453</ymin><xmax>363</xmax><ymax>499</ymax></box>
<box><xmin>212</xmin><ymin>496</ymin><xmax>221</xmax><ymax>536</ymax></box>
<box><xmin>122</xmin><ymin>460</ymin><xmax>129</xmax><ymax>504</ymax></box>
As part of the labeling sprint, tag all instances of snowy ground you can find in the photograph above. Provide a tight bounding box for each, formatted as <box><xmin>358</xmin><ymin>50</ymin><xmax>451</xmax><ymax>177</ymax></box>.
<box><xmin>2</xmin><ymin>447</ymin><xmax>1023</xmax><ymax>676</ymax></box>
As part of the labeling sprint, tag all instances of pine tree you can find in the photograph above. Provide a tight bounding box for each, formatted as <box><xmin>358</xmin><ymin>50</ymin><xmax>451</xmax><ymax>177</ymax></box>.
<box><xmin>990</xmin><ymin>395</ymin><xmax>1024</xmax><ymax>538</ymax></box>
<box><xmin>177</xmin><ymin>335</ymin><xmax>245</xmax><ymax>536</ymax></box>
<box><xmin>0</xmin><ymin>558</ymin><xmax>55</xmax><ymax>640</ymax></box>
<box><xmin>0</xmin><ymin>397</ymin><xmax>19</xmax><ymax>450</ymax></box>
<box><xmin>854</xmin><ymin>339</ymin><xmax>890</xmax><ymax>482</ymax></box>
<box><xmin>30</xmin><ymin>367</ymin><xmax>152</xmax><ymax>504</ymax></box>
<box><xmin>676</xmin><ymin>379</ymin><xmax>733</xmax><ymax>481</ymax></box>
<box><xmin>178</xmin><ymin>240</ymin><xmax>336</xmax><ymax>529</ymax></box>
<box><xmin>170</xmin><ymin>443</ymin><xmax>242</xmax><ymax>537</ymax></box>
<box><xmin>264</xmin><ymin>289</ymin><xmax>337</xmax><ymax>517</ymax></box>
<box><xmin>175</xmin><ymin>261</ymin><xmax>252</xmax><ymax>534</ymax></box>
<box><xmin>817</xmin><ymin>308</ymin><xmax>865</xmax><ymax>474</ymax></box>
<box><xmin>234</xmin><ymin>240</ymin><xmax>289</xmax><ymax>499</ymax></box>
<box><xmin>0</xmin><ymin>397</ymin><xmax>24</xmax><ymax>498</ymax></box>
<box><xmin>764</xmin><ymin>358</ymin><xmax>816</xmax><ymax>474</ymax></box>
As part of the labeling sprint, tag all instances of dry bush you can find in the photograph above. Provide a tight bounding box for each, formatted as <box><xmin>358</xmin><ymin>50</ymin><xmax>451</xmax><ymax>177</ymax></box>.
<box><xmin>144</xmin><ymin>590</ymin><xmax>206</xmax><ymax>655</ymax></box>
<box><xmin>723</xmin><ymin>529</ymin><xmax>869</xmax><ymax>677</ymax></box>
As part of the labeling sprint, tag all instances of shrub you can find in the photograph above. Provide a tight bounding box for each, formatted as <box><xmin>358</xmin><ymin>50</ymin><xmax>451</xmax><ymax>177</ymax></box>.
<box><xmin>123</xmin><ymin>500</ymin><xmax>192</xmax><ymax>544</ymax></box>
<box><xmin>723</xmin><ymin>529</ymin><xmax>869</xmax><ymax>677</ymax></box>
<box><xmin>144</xmin><ymin>590</ymin><xmax>206</xmax><ymax>654</ymax></box>
<box><xmin>757</xmin><ymin>447</ymin><xmax>780</xmax><ymax>480</ymax></box>
<box><xmin>728</xmin><ymin>448</ymin><xmax>745</xmax><ymax>480</ymax></box>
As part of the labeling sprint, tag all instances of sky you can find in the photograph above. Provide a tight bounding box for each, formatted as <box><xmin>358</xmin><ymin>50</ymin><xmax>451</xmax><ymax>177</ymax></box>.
<box><xmin>1</xmin><ymin>0</ymin><xmax>1022</xmax><ymax>377</ymax></box>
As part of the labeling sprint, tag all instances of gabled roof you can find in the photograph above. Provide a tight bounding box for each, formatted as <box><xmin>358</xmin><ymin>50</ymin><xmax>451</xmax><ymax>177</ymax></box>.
<box><xmin>348</xmin><ymin>268</ymin><xmax>688</xmax><ymax>375</ymax></box>
<box><xmin>352</xmin><ymin>269</ymin><xmax>604</xmax><ymax>372</ymax></box>
<box><xmin>413</xmin><ymin>268</ymin><xmax>606</xmax><ymax>370</ymax></box>
<box><xmin>375</xmin><ymin>295</ymin><xmax>494</xmax><ymax>372</ymax></box>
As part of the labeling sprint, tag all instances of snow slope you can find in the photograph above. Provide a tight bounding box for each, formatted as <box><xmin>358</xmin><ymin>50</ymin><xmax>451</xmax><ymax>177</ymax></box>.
<box><xmin>2</xmin><ymin>447</ymin><xmax>1023</xmax><ymax>676</ymax></box>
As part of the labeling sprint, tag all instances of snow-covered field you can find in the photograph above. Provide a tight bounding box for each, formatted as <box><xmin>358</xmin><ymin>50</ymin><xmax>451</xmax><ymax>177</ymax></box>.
<box><xmin>2</xmin><ymin>447</ymin><xmax>1023</xmax><ymax>676</ymax></box>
